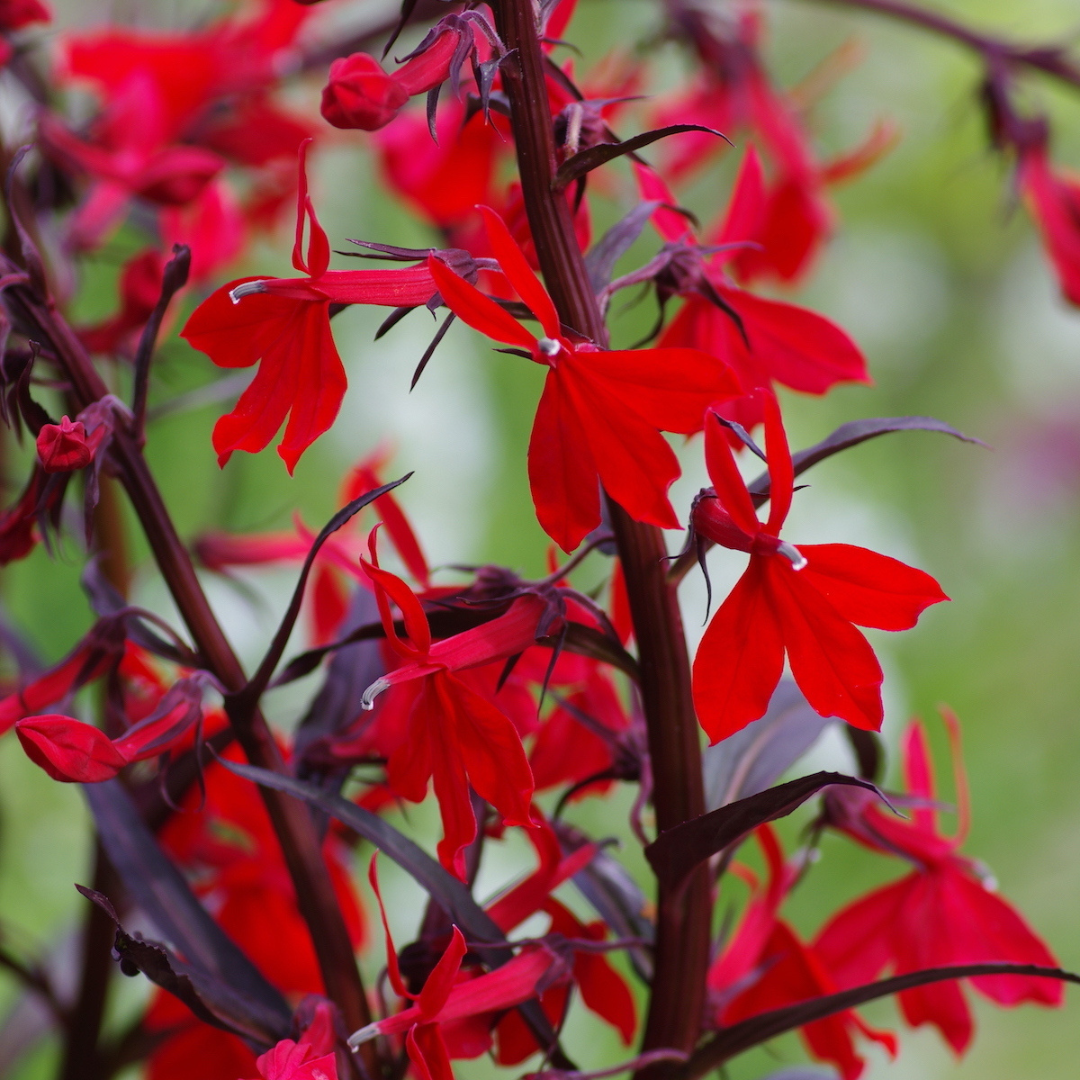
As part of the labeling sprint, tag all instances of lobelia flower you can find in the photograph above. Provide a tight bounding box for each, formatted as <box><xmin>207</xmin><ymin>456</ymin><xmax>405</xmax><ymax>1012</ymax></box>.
<box><xmin>631</xmin><ymin>149</ymin><xmax>869</xmax><ymax>436</ymax></box>
<box><xmin>815</xmin><ymin>712</ymin><xmax>1063</xmax><ymax>1054</ymax></box>
<box><xmin>428</xmin><ymin>206</ymin><xmax>742</xmax><ymax>552</ymax></box>
<box><xmin>246</xmin><ymin>1002</ymin><xmax>338</xmax><ymax>1080</ymax></box>
<box><xmin>709</xmin><ymin>825</ymin><xmax>896</xmax><ymax>1080</ymax></box>
<box><xmin>359</xmin><ymin>532</ymin><xmax>541</xmax><ymax>878</ymax></box>
<box><xmin>351</xmin><ymin>909</ymin><xmax>560</xmax><ymax>1080</ymax></box>
<box><xmin>1017</xmin><ymin>141</ymin><xmax>1080</xmax><ymax>306</ymax></box>
<box><xmin>36</xmin><ymin>416</ymin><xmax>100</xmax><ymax>472</ymax></box>
<box><xmin>182</xmin><ymin>142</ymin><xmax>453</xmax><ymax>471</ymax></box>
<box><xmin>691</xmin><ymin>393</ymin><xmax>947</xmax><ymax>739</ymax></box>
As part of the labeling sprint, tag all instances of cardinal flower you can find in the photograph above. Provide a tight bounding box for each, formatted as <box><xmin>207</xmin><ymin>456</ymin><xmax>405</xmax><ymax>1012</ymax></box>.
<box><xmin>359</xmin><ymin>533</ymin><xmax>540</xmax><ymax>877</ymax></box>
<box><xmin>182</xmin><ymin>142</ymin><xmax>447</xmax><ymax>471</ymax></box>
<box><xmin>691</xmin><ymin>394</ymin><xmax>947</xmax><ymax>739</ymax></box>
<box><xmin>428</xmin><ymin>207</ymin><xmax>742</xmax><ymax>551</ymax></box>
<box><xmin>710</xmin><ymin>826</ymin><xmax>896</xmax><ymax>1080</ymax></box>
<box><xmin>632</xmin><ymin>150</ymin><xmax>869</xmax><ymax>436</ymax></box>
<box><xmin>815</xmin><ymin>713</ymin><xmax>1063</xmax><ymax>1054</ymax></box>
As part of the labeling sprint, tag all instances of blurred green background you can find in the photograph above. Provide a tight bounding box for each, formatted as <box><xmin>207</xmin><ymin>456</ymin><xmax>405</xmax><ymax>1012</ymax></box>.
<box><xmin>3</xmin><ymin>0</ymin><xmax>1080</xmax><ymax>1077</ymax></box>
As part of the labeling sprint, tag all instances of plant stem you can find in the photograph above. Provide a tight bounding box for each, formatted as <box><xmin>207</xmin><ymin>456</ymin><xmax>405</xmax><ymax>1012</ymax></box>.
<box><xmin>490</xmin><ymin>2</ymin><xmax>711</xmax><ymax>1072</ymax></box>
<box><xmin>0</xmin><ymin>275</ymin><xmax>376</xmax><ymax>1057</ymax></box>
<box><xmin>784</xmin><ymin>0</ymin><xmax>1080</xmax><ymax>89</ymax></box>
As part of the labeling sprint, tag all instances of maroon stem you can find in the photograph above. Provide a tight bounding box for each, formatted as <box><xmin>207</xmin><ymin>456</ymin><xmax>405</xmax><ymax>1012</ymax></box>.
<box><xmin>0</xmin><ymin>281</ymin><xmax>376</xmax><ymax>1056</ymax></box>
<box><xmin>789</xmin><ymin>0</ymin><xmax>1080</xmax><ymax>89</ymax></box>
<box><xmin>490</xmin><ymin>2</ymin><xmax>711</xmax><ymax>1072</ymax></box>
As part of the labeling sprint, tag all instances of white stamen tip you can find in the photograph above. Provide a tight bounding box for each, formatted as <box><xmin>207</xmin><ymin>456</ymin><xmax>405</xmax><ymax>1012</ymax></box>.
<box><xmin>360</xmin><ymin>677</ymin><xmax>391</xmax><ymax>710</ymax></box>
<box><xmin>229</xmin><ymin>280</ymin><xmax>269</xmax><ymax>304</ymax></box>
<box><xmin>348</xmin><ymin>1023</ymin><xmax>382</xmax><ymax>1048</ymax></box>
<box><xmin>537</xmin><ymin>337</ymin><xmax>561</xmax><ymax>357</ymax></box>
<box><xmin>778</xmin><ymin>542</ymin><xmax>807</xmax><ymax>571</ymax></box>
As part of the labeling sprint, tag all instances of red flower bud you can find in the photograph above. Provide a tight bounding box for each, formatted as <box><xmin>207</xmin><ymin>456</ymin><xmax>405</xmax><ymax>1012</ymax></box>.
<box><xmin>320</xmin><ymin>53</ymin><xmax>409</xmax><ymax>131</ymax></box>
<box><xmin>37</xmin><ymin>416</ymin><xmax>92</xmax><ymax>473</ymax></box>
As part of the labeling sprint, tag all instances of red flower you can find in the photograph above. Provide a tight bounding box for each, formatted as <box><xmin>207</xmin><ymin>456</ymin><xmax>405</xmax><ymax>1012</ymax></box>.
<box><xmin>181</xmin><ymin>143</ymin><xmax>443</xmax><ymax>471</ymax></box>
<box><xmin>691</xmin><ymin>393</ymin><xmax>947</xmax><ymax>738</ymax></box>
<box><xmin>360</xmin><ymin>534</ymin><xmax>539</xmax><ymax>877</ymax></box>
<box><xmin>1018</xmin><ymin>142</ymin><xmax>1080</xmax><ymax>306</ymax></box>
<box><xmin>36</xmin><ymin>416</ymin><xmax>99</xmax><ymax>472</ymax></box>
<box><xmin>428</xmin><ymin>207</ymin><xmax>741</xmax><ymax>551</ymax></box>
<box><xmin>248</xmin><ymin>1002</ymin><xmax>337</xmax><ymax>1080</ymax></box>
<box><xmin>636</xmin><ymin>150</ymin><xmax>869</xmax><ymax>435</ymax></box>
<box><xmin>815</xmin><ymin>714</ymin><xmax>1063</xmax><ymax>1054</ymax></box>
<box><xmin>710</xmin><ymin>826</ymin><xmax>896</xmax><ymax>1080</ymax></box>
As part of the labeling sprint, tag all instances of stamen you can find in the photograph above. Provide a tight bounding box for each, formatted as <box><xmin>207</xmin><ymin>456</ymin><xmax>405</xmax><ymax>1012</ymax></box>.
<box><xmin>536</xmin><ymin>337</ymin><xmax>562</xmax><ymax>357</ymax></box>
<box><xmin>229</xmin><ymin>280</ymin><xmax>269</xmax><ymax>304</ymax></box>
<box><xmin>777</xmin><ymin>541</ymin><xmax>807</xmax><ymax>570</ymax></box>
<box><xmin>360</xmin><ymin>677</ymin><xmax>391</xmax><ymax>710</ymax></box>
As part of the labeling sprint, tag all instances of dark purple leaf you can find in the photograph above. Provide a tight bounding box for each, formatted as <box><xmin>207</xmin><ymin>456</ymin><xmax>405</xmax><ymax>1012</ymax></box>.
<box><xmin>553</xmin><ymin>125</ymin><xmax>730</xmax><ymax>190</ymax></box>
<box><xmin>219</xmin><ymin>759</ymin><xmax>575</xmax><ymax>1069</ymax></box>
<box><xmin>645</xmin><ymin>772</ymin><xmax>881</xmax><ymax>890</ymax></box>
<box><xmin>687</xmin><ymin>964</ymin><xmax>1080</xmax><ymax>1076</ymax></box>
<box><xmin>702</xmin><ymin>680</ymin><xmax>833</xmax><ymax>810</ymax></box>
<box><xmin>82</xmin><ymin>781</ymin><xmax>291</xmax><ymax>1035</ymax></box>
<box><xmin>132</xmin><ymin>244</ymin><xmax>190</xmax><ymax>435</ymax></box>
<box><xmin>584</xmin><ymin>201</ymin><xmax>663</xmax><ymax>294</ymax></box>
<box><xmin>75</xmin><ymin>886</ymin><xmax>287</xmax><ymax>1046</ymax></box>
<box><xmin>748</xmin><ymin>416</ymin><xmax>983</xmax><ymax>502</ymax></box>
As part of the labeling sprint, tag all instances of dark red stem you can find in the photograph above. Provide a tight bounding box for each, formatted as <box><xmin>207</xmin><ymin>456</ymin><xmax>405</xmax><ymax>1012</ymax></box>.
<box><xmin>490</xmin><ymin>2</ymin><xmax>711</xmax><ymax>1072</ymax></box>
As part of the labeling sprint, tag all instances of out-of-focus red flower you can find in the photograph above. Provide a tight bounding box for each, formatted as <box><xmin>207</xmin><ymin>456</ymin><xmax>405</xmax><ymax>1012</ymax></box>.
<box><xmin>78</xmin><ymin>249</ymin><xmax>165</xmax><ymax>355</ymax></box>
<box><xmin>636</xmin><ymin>150</ymin><xmax>869</xmax><ymax>436</ymax></box>
<box><xmin>429</xmin><ymin>207</ymin><xmax>741</xmax><ymax>551</ymax></box>
<box><xmin>691</xmin><ymin>394</ymin><xmax>946</xmax><ymax>738</ymax></box>
<box><xmin>710</xmin><ymin>826</ymin><xmax>896</xmax><ymax>1080</ymax></box>
<box><xmin>248</xmin><ymin>1001</ymin><xmax>338</xmax><ymax>1080</ymax></box>
<box><xmin>1018</xmin><ymin>142</ymin><xmax>1080</xmax><ymax>306</ymax></box>
<box><xmin>815</xmin><ymin>713</ymin><xmax>1063</xmax><ymax>1054</ymax></box>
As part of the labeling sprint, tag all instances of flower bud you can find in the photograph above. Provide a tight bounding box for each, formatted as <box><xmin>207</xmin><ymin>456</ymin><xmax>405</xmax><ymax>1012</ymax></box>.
<box><xmin>320</xmin><ymin>53</ymin><xmax>409</xmax><ymax>131</ymax></box>
<box><xmin>37</xmin><ymin>416</ymin><xmax>92</xmax><ymax>473</ymax></box>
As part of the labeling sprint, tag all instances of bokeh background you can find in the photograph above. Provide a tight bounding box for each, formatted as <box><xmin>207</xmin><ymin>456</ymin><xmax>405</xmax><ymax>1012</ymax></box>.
<box><xmin>2</xmin><ymin>0</ymin><xmax>1080</xmax><ymax>1077</ymax></box>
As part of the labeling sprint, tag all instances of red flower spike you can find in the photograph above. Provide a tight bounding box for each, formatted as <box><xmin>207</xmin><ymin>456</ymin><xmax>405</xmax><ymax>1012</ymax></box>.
<box><xmin>429</xmin><ymin>209</ymin><xmax>741</xmax><ymax>551</ymax></box>
<box><xmin>182</xmin><ymin>144</ymin><xmax>443</xmax><ymax>472</ymax></box>
<box><xmin>692</xmin><ymin>394</ymin><xmax>947</xmax><ymax>738</ymax></box>
<box><xmin>816</xmin><ymin>713</ymin><xmax>1063</xmax><ymax>1055</ymax></box>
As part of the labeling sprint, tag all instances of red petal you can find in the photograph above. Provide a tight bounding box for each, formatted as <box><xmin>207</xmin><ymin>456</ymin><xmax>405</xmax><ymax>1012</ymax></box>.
<box><xmin>528</xmin><ymin>372</ymin><xmax>602</xmax><ymax>552</ymax></box>
<box><xmin>703</xmin><ymin>412</ymin><xmax>760</xmax><ymax>538</ymax></box>
<box><xmin>360</xmin><ymin>551</ymin><xmax>431</xmax><ymax>657</ymax></box>
<box><xmin>419</xmin><ymin>927</ymin><xmax>469</xmax><ymax>1020</ymax></box>
<box><xmin>765</xmin><ymin>562</ymin><xmax>884</xmax><ymax>731</ymax></box>
<box><xmin>692</xmin><ymin>560</ymin><xmax>785</xmax><ymax>741</ymax></box>
<box><xmin>181</xmin><ymin>283</ymin><xmax>303</xmax><ymax>369</ymax></box>
<box><xmin>303</xmin><ymin>265</ymin><xmax>439</xmax><ymax>307</ymax></box>
<box><xmin>428</xmin><ymin>255</ymin><xmax>536</xmax><ymax>348</ymax></box>
<box><xmin>442</xmin><ymin>674</ymin><xmax>535</xmax><ymax>830</ymax></box>
<box><xmin>294</xmin><ymin>140</ymin><xmax>329</xmax><ymax>277</ymax></box>
<box><xmin>16</xmin><ymin>715</ymin><xmax>129</xmax><ymax>783</ymax></box>
<box><xmin>561</xmin><ymin>365</ymin><xmax>681</xmax><ymax>532</ymax></box>
<box><xmin>368</xmin><ymin>855</ymin><xmax>412</xmax><ymax>1001</ymax></box>
<box><xmin>715</xmin><ymin>145</ymin><xmax>767</xmax><ymax>247</ymax></box>
<box><xmin>761</xmin><ymin>392</ymin><xmax>794</xmax><ymax>533</ymax></box>
<box><xmin>715</xmin><ymin>284</ymin><xmax>869</xmax><ymax>393</ymax></box>
<box><xmin>580</xmin><ymin>347</ymin><xmax>742</xmax><ymax>434</ymax></box>
<box><xmin>633</xmin><ymin>161</ymin><xmax>692</xmax><ymax>243</ymax></box>
<box><xmin>478</xmin><ymin>206</ymin><xmax>561</xmax><ymax>338</ymax></box>
<box><xmin>797</xmin><ymin>544</ymin><xmax>948</xmax><ymax>630</ymax></box>
<box><xmin>406</xmin><ymin>1024</ymin><xmax>455</xmax><ymax>1080</ymax></box>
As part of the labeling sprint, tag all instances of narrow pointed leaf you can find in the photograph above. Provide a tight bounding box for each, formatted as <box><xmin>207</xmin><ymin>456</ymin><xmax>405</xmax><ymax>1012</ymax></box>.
<box><xmin>686</xmin><ymin>964</ymin><xmax>1080</xmax><ymax>1077</ymax></box>
<box><xmin>645</xmin><ymin>771</ymin><xmax>880</xmax><ymax>890</ymax></box>
<box><xmin>554</xmin><ymin>125</ymin><xmax>729</xmax><ymax>190</ymax></box>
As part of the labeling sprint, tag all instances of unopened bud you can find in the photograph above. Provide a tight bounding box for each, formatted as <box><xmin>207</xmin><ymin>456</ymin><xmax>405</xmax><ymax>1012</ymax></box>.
<box><xmin>320</xmin><ymin>53</ymin><xmax>409</xmax><ymax>131</ymax></box>
<box><xmin>37</xmin><ymin>417</ymin><xmax>92</xmax><ymax>473</ymax></box>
